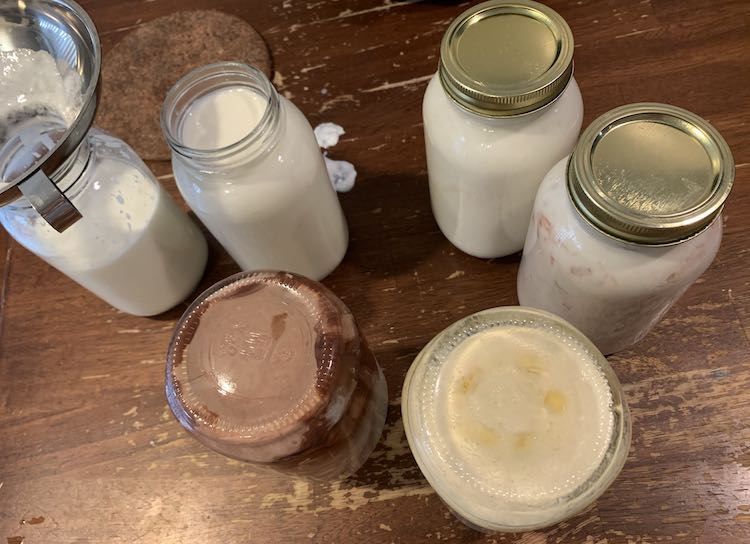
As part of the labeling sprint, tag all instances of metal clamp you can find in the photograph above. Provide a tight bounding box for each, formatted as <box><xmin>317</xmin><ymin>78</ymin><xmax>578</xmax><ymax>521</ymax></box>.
<box><xmin>18</xmin><ymin>170</ymin><xmax>81</xmax><ymax>232</ymax></box>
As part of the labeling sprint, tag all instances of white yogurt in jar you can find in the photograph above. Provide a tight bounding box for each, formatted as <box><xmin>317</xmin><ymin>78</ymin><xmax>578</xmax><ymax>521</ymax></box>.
<box><xmin>424</xmin><ymin>76</ymin><xmax>582</xmax><ymax>258</ymax></box>
<box><xmin>438</xmin><ymin>326</ymin><xmax>613</xmax><ymax>501</ymax></box>
<box><xmin>423</xmin><ymin>1</ymin><xmax>583</xmax><ymax>258</ymax></box>
<box><xmin>402</xmin><ymin>307</ymin><xmax>630</xmax><ymax>532</ymax></box>
<box><xmin>180</xmin><ymin>86</ymin><xmax>267</xmax><ymax>149</ymax></box>
<box><xmin>163</xmin><ymin>63</ymin><xmax>348</xmax><ymax>280</ymax></box>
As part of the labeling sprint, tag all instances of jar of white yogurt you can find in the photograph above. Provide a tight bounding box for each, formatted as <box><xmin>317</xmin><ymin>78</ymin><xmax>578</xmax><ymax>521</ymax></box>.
<box><xmin>161</xmin><ymin>62</ymin><xmax>348</xmax><ymax>280</ymax></box>
<box><xmin>517</xmin><ymin>103</ymin><xmax>735</xmax><ymax>355</ymax></box>
<box><xmin>402</xmin><ymin>307</ymin><xmax>631</xmax><ymax>532</ymax></box>
<box><xmin>0</xmin><ymin>124</ymin><xmax>208</xmax><ymax>316</ymax></box>
<box><xmin>423</xmin><ymin>0</ymin><xmax>583</xmax><ymax>258</ymax></box>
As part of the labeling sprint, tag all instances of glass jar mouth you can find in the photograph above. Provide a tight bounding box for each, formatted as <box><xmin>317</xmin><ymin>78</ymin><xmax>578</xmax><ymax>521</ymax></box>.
<box><xmin>401</xmin><ymin>306</ymin><xmax>631</xmax><ymax>531</ymax></box>
<box><xmin>160</xmin><ymin>62</ymin><xmax>280</xmax><ymax>161</ymax></box>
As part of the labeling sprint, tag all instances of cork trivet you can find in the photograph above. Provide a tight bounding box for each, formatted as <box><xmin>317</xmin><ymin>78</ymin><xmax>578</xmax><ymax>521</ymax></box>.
<box><xmin>96</xmin><ymin>10</ymin><xmax>272</xmax><ymax>161</ymax></box>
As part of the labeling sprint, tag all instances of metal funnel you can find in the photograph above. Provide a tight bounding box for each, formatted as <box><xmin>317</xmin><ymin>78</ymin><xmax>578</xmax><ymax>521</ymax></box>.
<box><xmin>0</xmin><ymin>0</ymin><xmax>101</xmax><ymax>231</ymax></box>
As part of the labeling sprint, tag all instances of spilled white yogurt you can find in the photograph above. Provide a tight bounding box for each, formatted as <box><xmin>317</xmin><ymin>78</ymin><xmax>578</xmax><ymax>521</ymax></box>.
<box><xmin>324</xmin><ymin>157</ymin><xmax>357</xmax><ymax>193</ymax></box>
<box><xmin>314</xmin><ymin>122</ymin><xmax>357</xmax><ymax>193</ymax></box>
<box><xmin>313</xmin><ymin>122</ymin><xmax>344</xmax><ymax>149</ymax></box>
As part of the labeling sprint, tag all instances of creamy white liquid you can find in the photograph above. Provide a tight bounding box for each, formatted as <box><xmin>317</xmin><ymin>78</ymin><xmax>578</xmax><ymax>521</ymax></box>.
<box><xmin>55</xmin><ymin>181</ymin><xmax>207</xmax><ymax>316</ymax></box>
<box><xmin>173</xmin><ymin>86</ymin><xmax>348</xmax><ymax>280</ymax></box>
<box><xmin>0</xmin><ymin>49</ymin><xmax>207</xmax><ymax>316</ymax></box>
<box><xmin>181</xmin><ymin>87</ymin><xmax>267</xmax><ymax>149</ymax></box>
<box><xmin>403</xmin><ymin>315</ymin><xmax>623</xmax><ymax>530</ymax></box>
<box><xmin>435</xmin><ymin>326</ymin><xmax>614</xmax><ymax>505</ymax></box>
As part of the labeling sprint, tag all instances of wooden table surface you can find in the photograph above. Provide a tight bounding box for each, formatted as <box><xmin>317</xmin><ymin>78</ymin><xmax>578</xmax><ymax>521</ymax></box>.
<box><xmin>1</xmin><ymin>1</ymin><xmax>749</xmax><ymax>542</ymax></box>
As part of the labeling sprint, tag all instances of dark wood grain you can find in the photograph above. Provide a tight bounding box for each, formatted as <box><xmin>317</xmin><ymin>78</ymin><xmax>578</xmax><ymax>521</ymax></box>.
<box><xmin>1</xmin><ymin>1</ymin><xmax>749</xmax><ymax>542</ymax></box>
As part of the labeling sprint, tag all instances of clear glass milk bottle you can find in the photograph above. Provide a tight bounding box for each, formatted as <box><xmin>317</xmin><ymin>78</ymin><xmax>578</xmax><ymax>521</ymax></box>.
<box><xmin>0</xmin><ymin>124</ymin><xmax>208</xmax><ymax>316</ymax></box>
<box><xmin>161</xmin><ymin>62</ymin><xmax>349</xmax><ymax>281</ymax></box>
<box><xmin>423</xmin><ymin>0</ymin><xmax>583</xmax><ymax>258</ymax></box>
<box><xmin>517</xmin><ymin>103</ymin><xmax>734</xmax><ymax>355</ymax></box>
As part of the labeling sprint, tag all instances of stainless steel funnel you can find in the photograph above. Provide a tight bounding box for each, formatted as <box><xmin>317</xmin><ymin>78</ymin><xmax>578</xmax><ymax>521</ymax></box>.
<box><xmin>0</xmin><ymin>0</ymin><xmax>101</xmax><ymax>231</ymax></box>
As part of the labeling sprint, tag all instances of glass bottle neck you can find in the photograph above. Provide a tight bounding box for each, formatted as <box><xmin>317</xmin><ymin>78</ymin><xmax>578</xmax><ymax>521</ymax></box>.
<box><xmin>161</xmin><ymin>62</ymin><xmax>282</xmax><ymax>168</ymax></box>
<box><xmin>2</xmin><ymin>129</ymin><xmax>91</xmax><ymax>211</ymax></box>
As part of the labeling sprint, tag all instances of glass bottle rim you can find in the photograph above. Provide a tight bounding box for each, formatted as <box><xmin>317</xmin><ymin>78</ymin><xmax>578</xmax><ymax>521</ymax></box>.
<box><xmin>160</xmin><ymin>62</ymin><xmax>280</xmax><ymax>162</ymax></box>
<box><xmin>401</xmin><ymin>306</ymin><xmax>632</xmax><ymax>531</ymax></box>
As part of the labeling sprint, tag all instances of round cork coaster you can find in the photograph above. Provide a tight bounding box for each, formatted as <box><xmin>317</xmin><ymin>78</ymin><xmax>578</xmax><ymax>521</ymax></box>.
<box><xmin>96</xmin><ymin>10</ymin><xmax>272</xmax><ymax>161</ymax></box>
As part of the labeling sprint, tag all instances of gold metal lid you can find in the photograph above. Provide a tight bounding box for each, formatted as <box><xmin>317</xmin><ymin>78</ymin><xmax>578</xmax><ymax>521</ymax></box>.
<box><xmin>567</xmin><ymin>103</ymin><xmax>735</xmax><ymax>246</ymax></box>
<box><xmin>439</xmin><ymin>0</ymin><xmax>574</xmax><ymax>117</ymax></box>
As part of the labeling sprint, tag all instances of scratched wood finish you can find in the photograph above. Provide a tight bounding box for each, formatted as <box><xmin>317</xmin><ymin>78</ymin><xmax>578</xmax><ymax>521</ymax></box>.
<box><xmin>1</xmin><ymin>1</ymin><xmax>749</xmax><ymax>543</ymax></box>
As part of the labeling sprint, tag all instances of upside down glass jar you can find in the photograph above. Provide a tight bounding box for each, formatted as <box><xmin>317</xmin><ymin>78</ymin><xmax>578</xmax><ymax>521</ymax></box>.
<box><xmin>402</xmin><ymin>306</ymin><xmax>630</xmax><ymax>531</ymax></box>
<box><xmin>161</xmin><ymin>62</ymin><xmax>349</xmax><ymax>281</ymax></box>
<box><xmin>166</xmin><ymin>270</ymin><xmax>388</xmax><ymax>480</ymax></box>
<box><xmin>0</xmin><ymin>123</ymin><xmax>208</xmax><ymax>316</ymax></box>
<box><xmin>517</xmin><ymin>103</ymin><xmax>735</xmax><ymax>355</ymax></box>
<box><xmin>423</xmin><ymin>0</ymin><xmax>584</xmax><ymax>258</ymax></box>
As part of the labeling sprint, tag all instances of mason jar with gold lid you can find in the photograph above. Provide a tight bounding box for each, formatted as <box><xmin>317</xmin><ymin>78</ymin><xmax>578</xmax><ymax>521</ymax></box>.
<box><xmin>517</xmin><ymin>103</ymin><xmax>735</xmax><ymax>355</ymax></box>
<box><xmin>423</xmin><ymin>0</ymin><xmax>583</xmax><ymax>258</ymax></box>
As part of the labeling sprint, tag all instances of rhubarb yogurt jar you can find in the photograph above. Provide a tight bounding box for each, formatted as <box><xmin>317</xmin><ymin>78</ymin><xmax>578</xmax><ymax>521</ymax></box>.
<box><xmin>518</xmin><ymin>103</ymin><xmax>734</xmax><ymax>354</ymax></box>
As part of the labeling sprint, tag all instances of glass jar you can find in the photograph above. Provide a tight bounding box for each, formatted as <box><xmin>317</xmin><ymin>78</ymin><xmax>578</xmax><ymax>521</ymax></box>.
<box><xmin>402</xmin><ymin>306</ymin><xmax>630</xmax><ymax>532</ymax></box>
<box><xmin>166</xmin><ymin>270</ymin><xmax>388</xmax><ymax>480</ymax></box>
<box><xmin>518</xmin><ymin>103</ymin><xmax>734</xmax><ymax>355</ymax></box>
<box><xmin>423</xmin><ymin>0</ymin><xmax>583</xmax><ymax>258</ymax></box>
<box><xmin>161</xmin><ymin>62</ymin><xmax>348</xmax><ymax>281</ymax></box>
<box><xmin>0</xmin><ymin>123</ymin><xmax>208</xmax><ymax>316</ymax></box>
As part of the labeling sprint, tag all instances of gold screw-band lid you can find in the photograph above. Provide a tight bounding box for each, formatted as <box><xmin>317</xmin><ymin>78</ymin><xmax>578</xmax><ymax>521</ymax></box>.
<box><xmin>439</xmin><ymin>0</ymin><xmax>574</xmax><ymax>117</ymax></box>
<box><xmin>567</xmin><ymin>103</ymin><xmax>735</xmax><ymax>246</ymax></box>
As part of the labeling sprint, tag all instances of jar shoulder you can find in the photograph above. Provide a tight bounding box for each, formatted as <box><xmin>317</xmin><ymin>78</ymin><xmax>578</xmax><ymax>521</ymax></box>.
<box><xmin>86</xmin><ymin>129</ymin><xmax>149</xmax><ymax>168</ymax></box>
<box><xmin>423</xmin><ymin>74</ymin><xmax>583</xmax><ymax>143</ymax></box>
